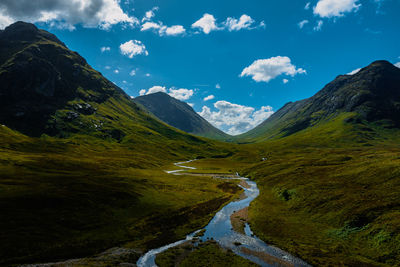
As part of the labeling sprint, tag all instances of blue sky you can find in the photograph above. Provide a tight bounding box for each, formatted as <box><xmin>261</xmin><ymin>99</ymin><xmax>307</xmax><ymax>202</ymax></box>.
<box><xmin>1</xmin><ymin>0</ymin><xmax>399</xmax><ymax>134</ymax></box>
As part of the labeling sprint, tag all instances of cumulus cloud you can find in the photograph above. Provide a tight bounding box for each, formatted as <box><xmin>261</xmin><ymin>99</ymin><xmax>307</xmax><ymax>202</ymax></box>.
<box><xmin>129</xmin><ymin>69</ymin><xmax>136</xmax><ymax>76</ymax></box>
<box><xmin>313</xmin><ymin>0</ymin><xmax>361</xmax><ymax>18</ymax></box>
<box><xmin>314</xmin><ymin>20</ymin><xmax>324</xmax><ymax>31</ymax></box>
<box><xmin>0</xmin><ymin>0</ymin><xmax>138</xmax><ymax>30</ymax></box>
<box><xmin>203</xmin><ymin>95</ymin><xmax>215</xmax><ymax>101</ymax></box>
<box><xmin>298</xmin><ymin>19</ymin><xmax>309</xmax><ymax>29</ymax></box>
<box><xmin>120</xmin><ymin>40</ymin><xmax>148</xmax><ymax>58</ymax></box>
<box><xmin>224</xmin><ymin>14</ymin><xmax>255</xmax><ymax>31</ymax></box>
<box><xmin>192</xmin><ymin>13</ymin><xmax>219</xmax><ymax>34</ymax></box>
<box><xmin>192</xmin><ymin>13</ymin><xmax>263</xmax><ymax>34</ymax></box>
<box><xmin>141</xmin><ymin>21</ymin><xmax>185</xmax><ymax>36</ymax></box>
<box><xmin>305</xmin><ymin>2</ymin><xmax>311</xmax><ymax>10</ymax></box>
<box><xmin>199</xmin><ymin>101</ymin><xmax>274</xmax><ymax>135</ymax></box>
<box><xmin>141</xmin><ymin>21</ymin><xmax>161</xmax><ymax>31</ymax></box>
<box><xmin>140</xmin><ymin>7</ymin><xmax>185</xmax><ymax>36</ymax></box>
<box><xmin>146</xmin><ymin>86</ymin><xmax>167</xmax><ymax>95</ymax></box>
<box><xmin>347</xmin><ymin>68</ymin><xmax>361</xmax><ymax>75</ymax></box>
<box><xmin>114</xmin><ymin>69</ymin><xmax>119</xmax><ymax>74</ymax></box>
<box><xmin>142</xmin><ymin>7</ymin><xmax>158</xmax><ymax>22</ymax></box>
<box><xmin>101</xmin><ymin>46</ymin><xmax>111</xmax><ymax>52</ymax></box>
<box><xmin>394</xmin><ymin>62</ymin><xmax>400</xmax><ymax>68</ymax></box>
<box><xmin>216</xmin><ymin>84</ymin><xmax>221</xmax><ymax>89</ymax></box>
<box><xmin>283</xmin><ymin>79</ymin><xmax>289</xmax><ymax>84</ymax></box>
<box><xmin>140</xmin><ymin>86</ymin><xmax>195</xmax><ymax>101</ymax></box>
<box><xmin>165</xmin><ymin>25</ymin><xmax>186</xmax><ymax>36</ymax></box>
<box><xmin>169</xmin><ymin>88</ymin><xmax>194</xmax><ymax>100</ymax></box>
<box><xmin>240</xmin><ymin>56</ymin><xmax>306</xmax><ymax>83</ymax></box>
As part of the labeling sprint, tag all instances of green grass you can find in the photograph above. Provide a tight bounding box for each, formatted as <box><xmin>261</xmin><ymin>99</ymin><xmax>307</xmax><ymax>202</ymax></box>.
<box><xmin>0</xmin><ymin>126</ymin><xmax>241</xmax><ymax>266</ymax></box>
<box><xmin>155</xmin><ymin>241</ymin><xmax>257</xmax><ymax>267</ymax></box>
<box><xmin>194</xmin><ymin>114</ymin><xmax>400</xmax><ymax>266</ymax></box>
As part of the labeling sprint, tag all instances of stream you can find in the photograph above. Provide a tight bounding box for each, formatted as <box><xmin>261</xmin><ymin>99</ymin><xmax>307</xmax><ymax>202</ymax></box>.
<box><xmin>137</xmin><ymin>161</ymin><xmax>310</xmax><ymax>267</ymax></box>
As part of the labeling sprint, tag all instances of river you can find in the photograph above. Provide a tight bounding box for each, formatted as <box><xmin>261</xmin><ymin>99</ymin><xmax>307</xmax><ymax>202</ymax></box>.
<box><xmin>137</xmin><ymin>161</ymin><xmax>310</xmax><ymax>267</ymax></box>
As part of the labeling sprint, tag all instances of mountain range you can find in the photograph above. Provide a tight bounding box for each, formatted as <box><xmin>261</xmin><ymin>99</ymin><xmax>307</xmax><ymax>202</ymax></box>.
<box><xmin>1</xmin><ymin>21</ymin><xmax>400</xmax><ymax>266</ymax></box>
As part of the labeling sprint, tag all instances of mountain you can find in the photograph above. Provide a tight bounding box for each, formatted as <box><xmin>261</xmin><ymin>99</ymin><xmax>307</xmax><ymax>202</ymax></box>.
<box><xmin>0</xmin><ymin>21</ymin><xmax>209</xmax><ymax>145</ymax></box>
<box><xmin>0</xmin><ymin>22</ymin><xmax>237</xmax><ymax>265</ymax></box>
<box><xmin>236</xmin><ymin>60</ymin><xmax>400</xmax><ymax>142</ymax></box>
<box><xmin>134</xmin><ymin>92</ymin><xmax>230</xmax><ymax>140</ymax></box>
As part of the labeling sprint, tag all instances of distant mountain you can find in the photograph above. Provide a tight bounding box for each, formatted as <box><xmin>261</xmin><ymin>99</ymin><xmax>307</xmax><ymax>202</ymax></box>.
<box><xmin>0</xmin><ymin>21</ymin><xmax>209</xmax><ymax>146</ymax></box>
<box><xmin>236</xmin><ymin>60</ymin><xmax>400</xmax><ymax>142</ymax></box>
<box><xmin>134</xmin><ymin>92</ymin><xmax>231</xmax><ymax>140</ymax></box>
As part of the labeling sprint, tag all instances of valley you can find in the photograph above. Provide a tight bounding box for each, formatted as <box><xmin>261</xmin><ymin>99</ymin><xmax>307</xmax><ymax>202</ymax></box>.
<box><xmin>0</xmin><ymin>21</ymin><xmax>400</xmax><ymax>267</ymax></box>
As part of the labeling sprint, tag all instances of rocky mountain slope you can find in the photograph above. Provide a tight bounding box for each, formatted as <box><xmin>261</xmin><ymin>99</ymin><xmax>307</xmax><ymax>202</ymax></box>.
<box><xmin>134</xmin><ymin>92</ymin><xmax>230</xmax><ymax>140</ymax></box>
<box><xmin>236</xmin><ymin>60</ymin><xmax>400</xmax><ymax>142</ymax></box>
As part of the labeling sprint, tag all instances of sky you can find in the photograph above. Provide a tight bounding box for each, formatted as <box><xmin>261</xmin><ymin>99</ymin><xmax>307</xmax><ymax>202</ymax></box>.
<box><xmin>1</xmin><ymin>0</ymin><xmax>399</xmax><ymax>135</ymax></box>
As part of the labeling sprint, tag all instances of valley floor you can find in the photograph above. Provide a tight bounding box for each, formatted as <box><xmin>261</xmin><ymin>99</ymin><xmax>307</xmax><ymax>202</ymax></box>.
<box><xmin>1</xmin><ymin>125</ymin><xmax>400</xmax><ymax>266</ymax></box>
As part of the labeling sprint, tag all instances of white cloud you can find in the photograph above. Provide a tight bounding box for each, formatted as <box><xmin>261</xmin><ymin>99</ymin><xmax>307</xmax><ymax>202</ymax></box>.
<box><xmin>140</xmin><ymin>86</ymin><xmax>195</xmax><ymax>101</ymax></box>
<box><xmin>120</xmin><ymin>40</ymin><xmax>148</xmax><ymax>58</ymax></box>
<box><xmin>141</xmin><ymin>21</ymin><xmax>185</xmax><ymax>36</ymax></box>
<box><xmin>313</xmin><ymin>20</ymin><xmax>323</xmax><ymax>31</ymax></box>
<box><xmin>0</xmin><ymin>0</ymin><xmax>138</xmax><ymax>30</ymax></box>
<box><xmin>240</xmin><ymin>56</ymin><xmax>306</xmax><ymax>83</ymax></box>
<box><xmin>169</xmin><ymin>88</ymin><xmax>194</xmax><ymax>101</ymax></box>
<box><xmin>305</xmin><ymin>2</ymin><xmax>311</xmax><ymax>10</ymax></box>
<box><xmin>145</xmin><ymin>73</ymin><xmax>151</xmax><ymax>77</ymax></box>
<box><xmin>188</xmin><ymin>103</ymin><xmax>195</xmax><ymax>107</ymax></box>
<box><xmin>224</xmin><ymin>14</ymin><xmax>255</xmax><ymax>31</ymax></box>
<box><xmin>216</xmin><ymin>84</ymin><xmax>221</xmax><ymax>89</ymax></box>
<box><xmin>142</xmin><ymin>7</ymin><xmax>158</xmax><ymax>22</ymax></box>
<box><xmin>204</xmin><ymin>95</ymin><xmax>215</xmax><ymax>101</ymax></box>
<box><xmin>283</xmin><ymin>79</ymin><xmax>289</xmax><ymax>84</ymax></box>
<box><xmin>192</xmin><ymin>13</ymin><xmax>264</xmax><ymax>34</ymax></box>
<box><xmin>129</xmin><ymin>70</ymin><xmax>136</xmax><ymax>76</ymax></box>
<box><xmin>0</xmin><ymin>12</ymin><xmax>13</xmax><ymax>29</ymax></box>
<box><xmin>394</xmin><ymin>62</ymin><xmax>400</xmax><ymax>68</ymax></box>
<box><xmin>199</xmin><ymin>101</ymin><xmax>274</xmax><ymax>135</ymax></box>
<box><xmin>146</xmin><ymin>86</ymin><xmax>167</xmax><ymax>94</ymax></box>
<box><xmin>192</xmin><ymin>13</ymin><xmax>219</xmax><ymax>34</ymax></box>
<box><xmin>141</xmin><ymin>21</ymin><xmax>161</xmax><ymax>31</ymax></box>
<box><xmin>347</xmin><ymin>68</ymin><xmax>361</xmax><ymax>75</ymax></box>
<box><xmin>298</xmin><ymin>19</ymin><xmax>309</xmax><ymax>29</ymax></box>
<box><xmin>114</xmin><ymin>69</ymin><xmax>119</xmax><ymax>74</ymax></box>
<box><xmin>165</xmin><ymin>25</ymin><xmax>186</xmax><ymax>36</ymax></box>
<box><xmin>313</xmin><ymin>0</ymin><xmax>361</xmax><ymax>18</ymax></box>
<box><xmin>100</xmin><ymin>46</ymin><xmax>111</xmax><ymax>52</ymax></box>
<box><xmin>105</xmin><ymin>66</ymin><xmax>111</xmax><ymax>70</ymax></box>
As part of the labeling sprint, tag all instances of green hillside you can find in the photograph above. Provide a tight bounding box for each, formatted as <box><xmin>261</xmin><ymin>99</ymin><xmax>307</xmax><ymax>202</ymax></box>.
<box><xmin>134</xmin><ymin>92</ymin><xmax>231</xmax><ymax>140</ymax></box>
<box><xmin>0</xmin><ymin>22</ymin><xmax>238</xmax><ymax>266</ymax></box>
<box><xmin>236</xmin><ymin>60</ymin><xmax>400</xmax><ymax>143</ymax></box>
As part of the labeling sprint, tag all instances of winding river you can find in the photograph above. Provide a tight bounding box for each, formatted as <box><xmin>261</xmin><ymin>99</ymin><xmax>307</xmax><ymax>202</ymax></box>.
<box><xmin>137</xmin><ymin>161</ymin><xmax>310</xmax><ymax>267</ymax></box>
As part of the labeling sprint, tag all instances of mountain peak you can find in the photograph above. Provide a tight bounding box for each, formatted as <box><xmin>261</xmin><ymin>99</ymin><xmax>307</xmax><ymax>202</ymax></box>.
<box><xmin>237</xmin><ymin>60</ymin><xmax>400</xmax><ymax>141</ymax></box>
<box><xmin>1</xmin><ymin>21</ymin><xmax>65</xmax><ymax>46</ymax></box>
<box><xmin>134</xmin><ymin>92</ymin><xmax>230</xmax><ymax>140</ymax></box>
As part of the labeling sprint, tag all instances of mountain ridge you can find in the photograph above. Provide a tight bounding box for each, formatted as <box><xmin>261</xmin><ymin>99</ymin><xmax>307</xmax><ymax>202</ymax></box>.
<box><xmin>134</xmin><ymin>92</ymin><xmax>231</xmax><ymax>140</ymax></box>
<box><xmin>236</xmin><ymin>60</ymin><xmax>400</xmax><ymax>142</ymax></box>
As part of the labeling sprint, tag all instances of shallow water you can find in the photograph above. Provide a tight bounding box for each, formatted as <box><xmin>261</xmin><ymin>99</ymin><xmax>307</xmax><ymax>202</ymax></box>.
<box><xmin>137</xmin><ymin>162</ymin><xmax>310</xmax><ymax>267</ymax></box>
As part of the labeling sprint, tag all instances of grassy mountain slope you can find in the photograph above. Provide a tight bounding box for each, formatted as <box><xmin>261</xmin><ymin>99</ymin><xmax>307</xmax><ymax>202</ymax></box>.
<box><xmin>134</xmin><ymin>92</ymin><xmax>231</xmax><ymax>140</ymax></box>
<box><xmin>222</xmin><ymin>61</ymin><xmax>400</xmax><ymax>266</ymax></box>
<box><xmin>0</xmin><ymin>22</ymin><xmax>239</xmax><ymax>265</ymax></box>
<box><xmin>236</xmin><ymin>60</ymin><xmax>400</xmax><ymax>143</ymax></box>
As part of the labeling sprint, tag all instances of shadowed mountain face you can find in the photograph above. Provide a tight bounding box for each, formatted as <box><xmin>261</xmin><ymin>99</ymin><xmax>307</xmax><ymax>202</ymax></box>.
<box><xmin>0</xmin><ymin>22</ymin><xmax>130</xmax><ymax>137</ymax></box>
<box><xmin>0</xmin><ymin>21</ymin><xmax>208</xmax><ymax>144</ymax></box>
<box><xmin>134</xmin><ymin>92</ymin><xmax>230</xmax><ymax>140</ymax></box>
<box><xmin>237</xmin><ymin>60</ymin><xmax>400</xmax><ymax>142</ymax></box>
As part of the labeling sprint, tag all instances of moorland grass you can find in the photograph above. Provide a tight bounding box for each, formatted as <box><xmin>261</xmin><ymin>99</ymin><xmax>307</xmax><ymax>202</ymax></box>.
<box><xmin>0</xmin><ymin>126</ymin><xmax>241</xmax><ymax>266</ymax></box>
